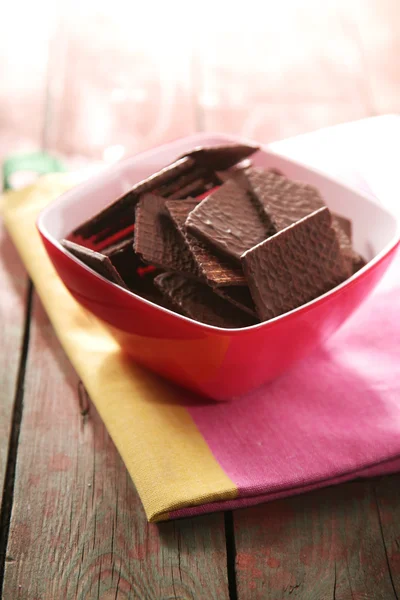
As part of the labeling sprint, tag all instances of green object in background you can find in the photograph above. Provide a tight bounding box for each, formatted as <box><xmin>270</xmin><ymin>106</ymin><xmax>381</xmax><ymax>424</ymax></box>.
<box><xmin>2</xmin><ymin>152</ymin><xmax>65</xmax><ymax>191</ymax></box>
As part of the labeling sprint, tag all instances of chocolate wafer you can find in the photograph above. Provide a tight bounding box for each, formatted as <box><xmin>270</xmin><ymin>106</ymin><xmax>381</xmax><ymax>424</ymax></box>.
<box><xmin>186</xmin><ymin>180</ymin><xmax>271</xmax><ymax>262</ymax></box>
<box><xmin>181</xmin><ymin>143</ymin><xmax>259</xmax><ymax>171</ymax></box>
<box><xmin>247</xmin><ymin>168</ymin><xmax>325</xmax><ymax>232</ymax></box>
<box><xmin>154</xmin><ymin>273</ymin><xmax>257</xmax><ymax>328</ymax></box>
<box><xmin>61</xmin><ymin>240</ymin><xmax>127</xmax><ymax>288</ymax></box>
<box><xmin>166</xmin><ymin>198</ymin><xmax>246</xmax><ymax>286</ymax></box>
<box><xmin>134</xmin><ymin>193</ymin><xmax>200</xmax><ymax>276</ymax></box>
<box><xmin>241</xmin><ymin>207</ymin><xmax>349</xmax><ymax>320</ymax></box>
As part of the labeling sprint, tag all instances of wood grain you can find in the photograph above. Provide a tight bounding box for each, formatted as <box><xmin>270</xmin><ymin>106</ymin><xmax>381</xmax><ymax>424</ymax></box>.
<box><xmin>3</xmin><ymin>297</ymin><xmax>230</xmax><ymax>599</ymax></box>
<box><xmin>234</xmin><ymin>481</ymin><xmax>400</xmax><ymax>599</ymax></box>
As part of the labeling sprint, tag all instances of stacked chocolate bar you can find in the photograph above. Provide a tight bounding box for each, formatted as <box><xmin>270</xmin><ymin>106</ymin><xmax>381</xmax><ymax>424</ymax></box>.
<box><xmin>62</xmin><ymin>144</ymin><xmax>366</xmax><ymax>328</ymax></box>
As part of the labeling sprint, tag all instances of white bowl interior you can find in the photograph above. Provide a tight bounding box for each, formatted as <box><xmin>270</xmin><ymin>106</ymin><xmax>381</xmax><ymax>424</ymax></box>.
<box><xmin>39</xmin><ymin>133</ymin><xmax>399</xmax><ymax>264</ymax></box>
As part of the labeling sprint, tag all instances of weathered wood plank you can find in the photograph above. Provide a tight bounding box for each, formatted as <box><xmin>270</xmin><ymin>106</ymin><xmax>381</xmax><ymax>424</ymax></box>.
<box><xmin>0</xmin><ymin>228</ymin><xmax>29</xmax><ymax>502</ymax></box>
<box><xmin>234</xmin><ymin>480</ymin><xmax>399</xmax><ymax>599</ymax></box>
<box><xmin>3</xmin><ymin>297</ymin><xmax>230</xmax><ymax>599</ymax></box>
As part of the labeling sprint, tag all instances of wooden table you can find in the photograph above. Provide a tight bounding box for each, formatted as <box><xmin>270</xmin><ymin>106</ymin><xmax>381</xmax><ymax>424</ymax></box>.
<box><xmin>1</xmin><ymin>2</ymin><xmax>400</xmax><ymax>598</ymax></box>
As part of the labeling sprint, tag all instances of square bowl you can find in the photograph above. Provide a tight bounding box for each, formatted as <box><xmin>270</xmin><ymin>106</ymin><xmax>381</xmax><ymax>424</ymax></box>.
<box><xmin>37</xmin><ymin>133</ymin><xmax>400</xmax><ymax>401</ymax></box>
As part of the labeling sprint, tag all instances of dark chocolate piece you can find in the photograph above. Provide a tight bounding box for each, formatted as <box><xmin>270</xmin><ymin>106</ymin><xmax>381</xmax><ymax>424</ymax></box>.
<box><xmin>247</xmin><ymin>168</ymin><xmax>325</xmax><ymax>232</ymax></box>
<box><xmin>61</xmin><ymin>239</ymin><xmax>127</xmax><ymax>288</ymax></box>
<box><xmin>154</xmin><ymin>273</ymin><xmax>257</xmax><ymax>328</ymax></box>
<box><xmin>214</xmin><ymin>286</ymin><xmax>257</xmax><ymax>317</ymax></box>
<box><xmin>134</xmin><ymin>193</ymin><xmax>200</xmax><ymax>276</ymax></box>
<box><xmin>166</xmin><ymin>199</ymin><xmax>246</xmax><ymax>286</ymax></box>
<box><xmin>186</xmin><ymin>180</ymin><xmax>271</xmax><ymax>262</ymax></box>
<box><xmin>181</xmin><ymin>143</ymin><xmax>259</xmax><ymax>171</ymax></box>
<box><xmin>241</xmin><ymin>207</ymin><xmax>349</xmax><ymax>321</ymax></box>
<box><xmin>72</xmin><ymin>156</ymin><xmax>195</xmax><ymax>241</ymax></box>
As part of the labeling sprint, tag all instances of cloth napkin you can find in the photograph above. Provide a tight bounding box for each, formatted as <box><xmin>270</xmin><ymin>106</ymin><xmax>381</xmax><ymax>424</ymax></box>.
<box><xmin>2</xmin><ymin>120</ymin><xmax>400</xmax><ymax>522</ymax></box>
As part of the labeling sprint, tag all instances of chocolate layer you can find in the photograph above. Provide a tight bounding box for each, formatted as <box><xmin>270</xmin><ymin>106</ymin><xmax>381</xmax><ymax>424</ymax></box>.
<box><xmin>166</xmin><ymin>199</ymin><xmax>246</xmax><ymax>286</ymax></box>
<box><xmin>186</xmin><ymin>180</ymin><xmax>271</xmax><ymax>262</ymax></box>
<box><xmin>241</xmin><ymin>207</ymin><xmax>349</xmax><ymax>320</ymax></box>
<box><xmin>154</xmin><ymin>272</ymin><xmax>257</xmax><ymax>328</ymax></box>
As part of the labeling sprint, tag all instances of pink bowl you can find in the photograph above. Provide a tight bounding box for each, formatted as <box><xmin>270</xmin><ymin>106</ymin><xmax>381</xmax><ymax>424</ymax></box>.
<box><xmin>37</xmin><ymin>133</ymin><xmax>400</xmax><ymax>401</ymax></box>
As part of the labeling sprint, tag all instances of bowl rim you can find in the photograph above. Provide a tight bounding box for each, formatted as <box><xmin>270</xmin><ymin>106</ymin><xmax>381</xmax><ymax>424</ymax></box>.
<box><xmin>37</xmin><ymin>132</ymin><xmax>400</xmax><ymax>335</ymax></box>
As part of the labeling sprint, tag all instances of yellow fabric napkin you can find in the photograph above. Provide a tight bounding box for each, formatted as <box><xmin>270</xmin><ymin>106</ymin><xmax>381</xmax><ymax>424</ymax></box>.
<box><xmin>1</xmin><ymin>175</ymin><xmax>236</xmax><ymax>522</ymax></box>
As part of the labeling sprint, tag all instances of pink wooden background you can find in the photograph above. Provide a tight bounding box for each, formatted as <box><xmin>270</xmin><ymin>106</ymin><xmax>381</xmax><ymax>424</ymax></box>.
<box><xmin>0</xmin><ymin>0</ymin><xmax>398</xmax><ymax>168</ymax></box>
